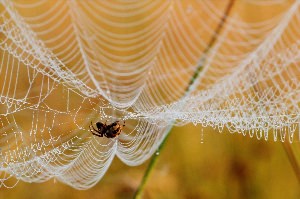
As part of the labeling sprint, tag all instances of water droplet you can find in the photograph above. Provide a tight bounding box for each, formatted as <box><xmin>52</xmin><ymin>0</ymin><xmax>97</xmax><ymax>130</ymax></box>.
<box><xmin>200</xmin><ymin>128</ymin><xmax>204</xmax><ymax>144</ymax></box>
<box><xmin>155</xmin><ymin>151</ymin><xmax>160</xmax><ymax>156</ymax></box>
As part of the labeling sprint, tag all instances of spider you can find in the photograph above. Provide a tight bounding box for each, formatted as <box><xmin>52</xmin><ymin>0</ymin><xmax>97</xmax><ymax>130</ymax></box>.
<box><xmin>89</xmin><ymin>121</ymin><xmax>125</xmax><ymax>138</ymax></box>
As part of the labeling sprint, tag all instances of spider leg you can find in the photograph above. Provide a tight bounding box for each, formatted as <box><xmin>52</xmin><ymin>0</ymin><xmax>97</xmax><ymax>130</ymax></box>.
<box><xmin>123</xmin><ymin>121</ymin><xmax>125</xmax><ymax>127</ymax></box>
<box><xmin>90</xmin><ymin>122</ymin><xmax>100</xmax><ymax>133</ymax></box>
<box><xmin>89</xmin><ymin>124</ymin><xmax>95</xmax><ymax>133</ymax></box>
<box><xmin>90</xmin><ymin>123</ymin><xmax>104</xmax><ymax>138</ymax></box>
<box><xmin>92</xmin><ymin>133</ymin><xmax>103</xmax><ymax>137</ymax></box>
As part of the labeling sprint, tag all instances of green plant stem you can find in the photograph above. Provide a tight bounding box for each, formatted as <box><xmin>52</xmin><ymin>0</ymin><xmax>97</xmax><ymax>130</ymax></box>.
<box><xmin>133</xmin><ymin>128</ymin><xmax>173</xmax><ymax>199</ymax></box>
<box><xmin>133</xmin><ymin>1</ymin><xmax>235</xmax><ymax>198</ymax></box>
<box><xmin>282</xmin><ymin>142</ymin><xmax>300</xmax><ymax>183</ymax></box>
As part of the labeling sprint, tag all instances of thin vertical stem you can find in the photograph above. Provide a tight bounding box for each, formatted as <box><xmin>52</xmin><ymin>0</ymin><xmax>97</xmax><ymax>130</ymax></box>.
<box><xmin>133</xmin><ymin>1</ymin><xmax>235</xmax><ymax>198</ymax></box>
<box><xmin>282</xmin><ymin>141</ymin><xmax>300</xmax><ymax>183</ymax></box>
<box><xmin>133</xmin><ymin>127</ymin><xmax>173</xmax><ymax>199</ymax></box>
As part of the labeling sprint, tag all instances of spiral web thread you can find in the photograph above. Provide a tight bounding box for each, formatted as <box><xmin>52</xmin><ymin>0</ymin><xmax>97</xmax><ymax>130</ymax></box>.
<box><xmin>0</xmin><ymin>0</ymin><xmax>299</xmax><ymax>189</ymax></box>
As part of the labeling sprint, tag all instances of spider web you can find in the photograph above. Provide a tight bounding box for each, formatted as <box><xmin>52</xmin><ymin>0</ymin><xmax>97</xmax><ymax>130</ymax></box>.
<box><xmin>0</xmin><ymin>0</ymin><xmax>299</xmax><ymax>189</ymax></box>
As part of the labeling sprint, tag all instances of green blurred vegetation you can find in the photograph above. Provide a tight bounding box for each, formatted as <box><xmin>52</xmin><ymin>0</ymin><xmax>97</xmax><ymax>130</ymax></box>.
<box><xmin>1</xmin><ymin>125</ymin><xmax>299</xmax><ymax>199</ymax></box>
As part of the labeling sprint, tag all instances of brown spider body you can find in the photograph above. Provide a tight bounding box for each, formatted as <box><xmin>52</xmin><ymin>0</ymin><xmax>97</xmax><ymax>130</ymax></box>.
<box><xmin>90</xmin><ymin>121</ymin><xmax>125</xmax><ymax>138</ymax></box>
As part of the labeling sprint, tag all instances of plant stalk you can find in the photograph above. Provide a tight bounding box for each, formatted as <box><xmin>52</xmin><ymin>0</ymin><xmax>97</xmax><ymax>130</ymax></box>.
<box><xmin>282</xmin><ymin>141</ymin><xmax>300</xmax><ymax>183</ymax></box>
<box><xmin>133</xmin><ymin>1</ymin><xmax>235</xmax><ymax>198</ymax></box>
